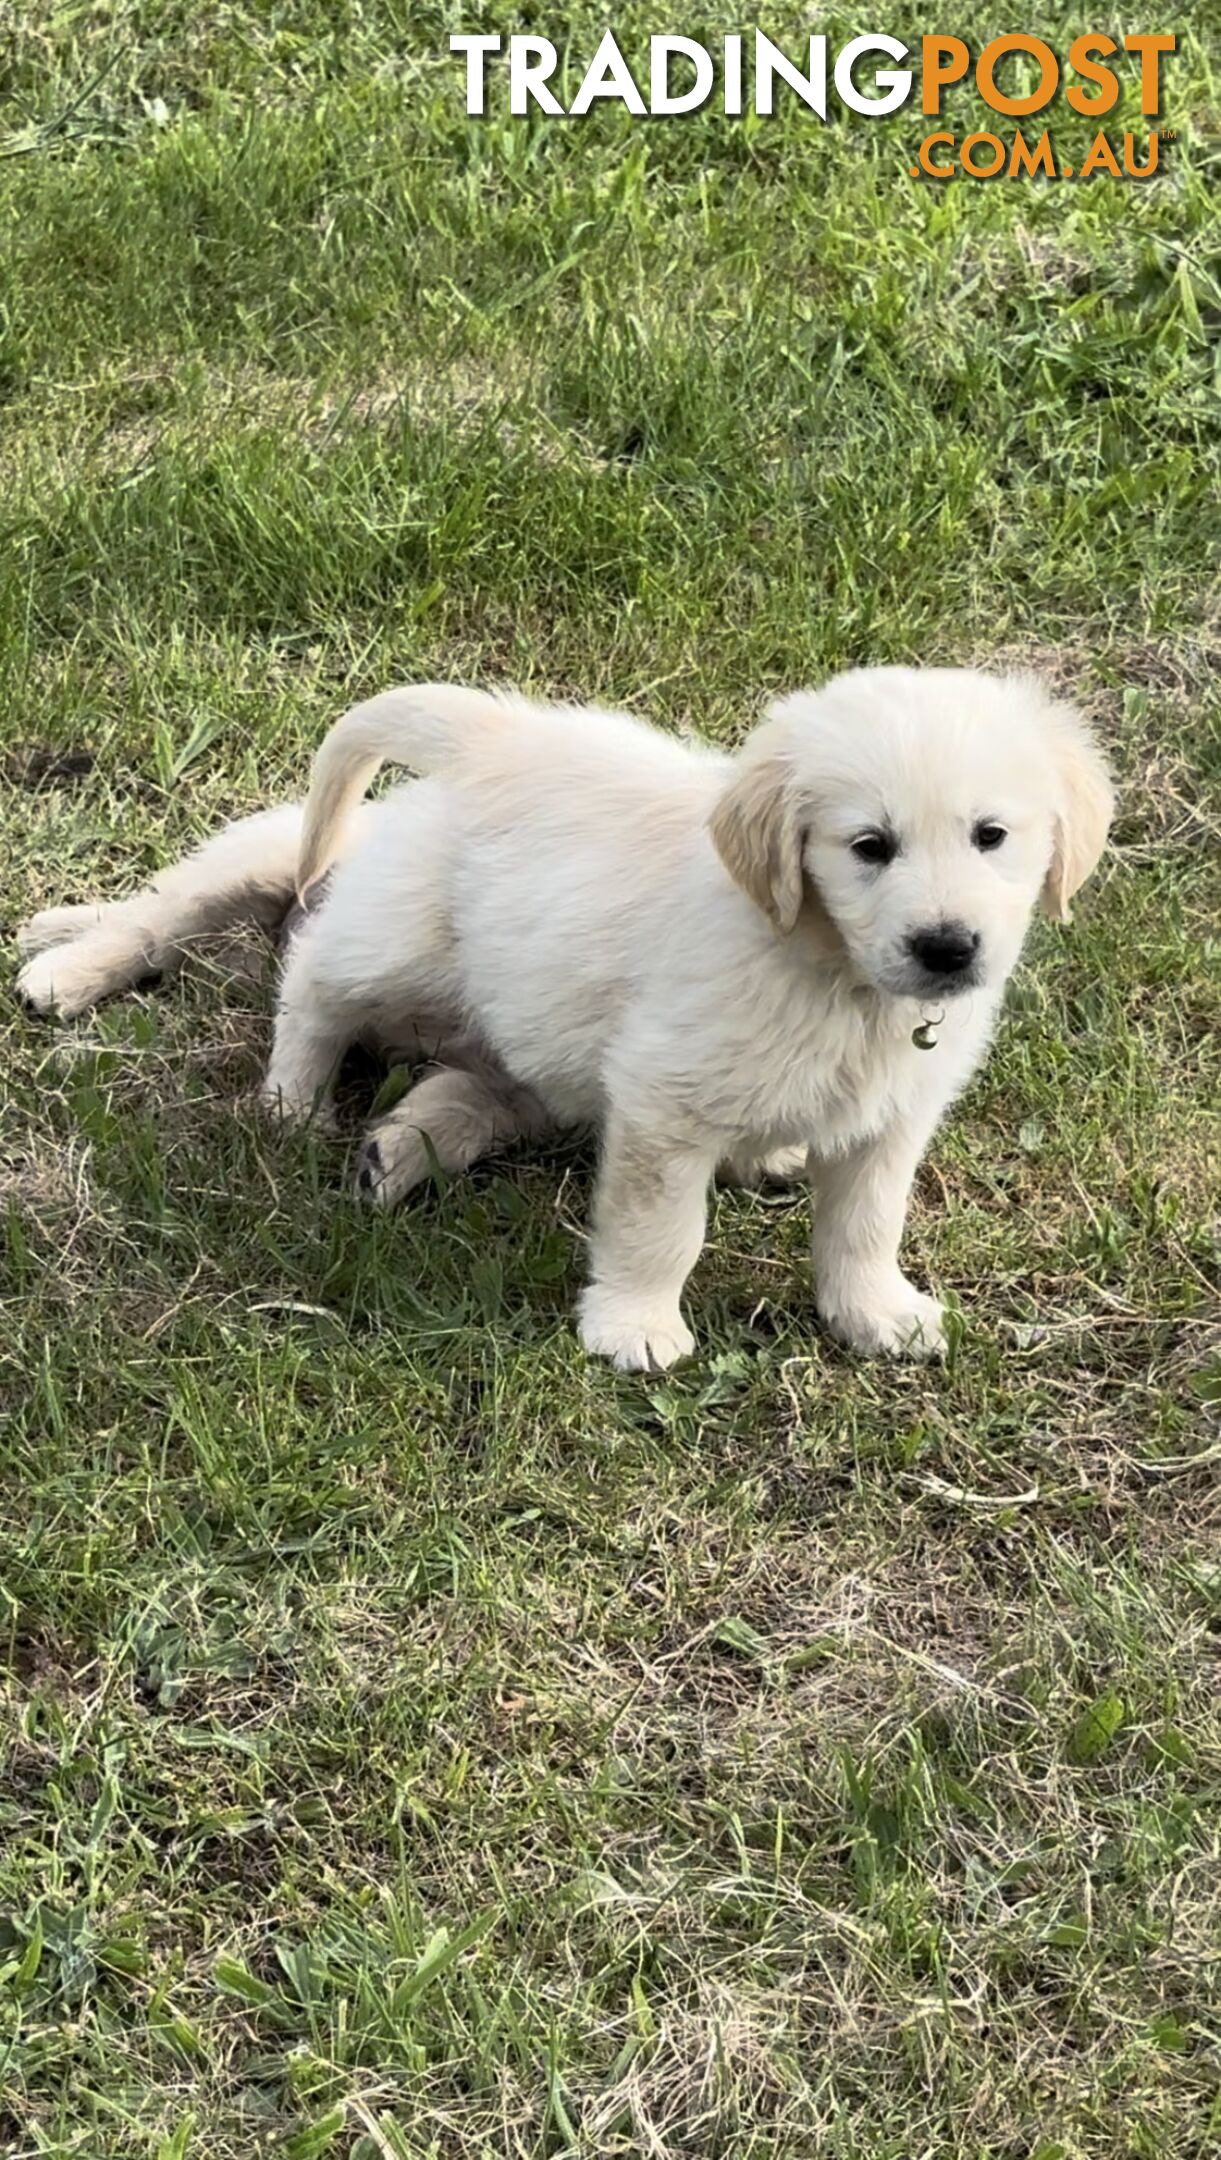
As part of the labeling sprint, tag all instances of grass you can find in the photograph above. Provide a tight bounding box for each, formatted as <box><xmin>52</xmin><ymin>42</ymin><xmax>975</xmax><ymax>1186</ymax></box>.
<box><xmin>1</xmin><ymin>4</ymin><xmax>1218</xmax><ymax>2155</ymax></box>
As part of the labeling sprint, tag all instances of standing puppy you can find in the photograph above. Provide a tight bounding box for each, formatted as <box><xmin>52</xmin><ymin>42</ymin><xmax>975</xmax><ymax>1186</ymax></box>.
<box><xmin>17</xmin><ymin>669</ymin><xmax>1112</xmax><ymax>1369</ymax></box>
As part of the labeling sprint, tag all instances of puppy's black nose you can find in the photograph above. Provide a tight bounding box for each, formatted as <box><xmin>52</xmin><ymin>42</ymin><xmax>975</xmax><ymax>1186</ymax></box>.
<box><xmin>908</xmin><ymin>922</ymin><xmax>980</xmax><ymax>977</ymax></box>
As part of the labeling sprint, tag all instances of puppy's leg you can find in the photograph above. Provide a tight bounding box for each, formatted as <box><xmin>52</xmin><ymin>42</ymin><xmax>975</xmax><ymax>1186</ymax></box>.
<box><xmin>810</xmin><ymin>1118</ymin><xmax>945</xmax><ymax>1357</ymax></box>
<box><xmin>355</xmin><ymin>1062</ymin><xmax>550</xmax><ymax>1207</ymax></box>
<box><xmin>16</xmin><ymin>805</ymin><xmax>303</xmax><ymax>1018</ymax></box>
<box><xmin>264</xmin><ymin>802</ymin><xmax>462</xmax><ymax>1128</ymax></box>
<box><xmin>261</xmin><ymin>932</ymin><xmax>352</xmax><ymax>1127</ymax></box>
<box><xmin>579</xmin><ymin>1112</ymin><xmax>721</xmax><ymax>1372</ymax></box>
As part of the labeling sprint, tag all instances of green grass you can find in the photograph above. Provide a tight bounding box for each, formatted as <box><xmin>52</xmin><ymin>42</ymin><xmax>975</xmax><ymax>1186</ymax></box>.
<box><xmin>1</xmin><ymin>6</ymin><xmax>1219</xmax><ymax>2155</ymax></box>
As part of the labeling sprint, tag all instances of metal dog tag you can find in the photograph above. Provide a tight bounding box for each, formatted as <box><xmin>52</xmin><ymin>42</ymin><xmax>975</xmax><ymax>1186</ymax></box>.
<box><xmin>911</xmin><ymin>1005</ymin><xmax>944</xmax><ymax>1050</ymax></box>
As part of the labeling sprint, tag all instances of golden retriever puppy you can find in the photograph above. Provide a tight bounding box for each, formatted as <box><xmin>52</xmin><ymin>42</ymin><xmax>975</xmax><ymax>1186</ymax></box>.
<box><xmin>17</xmin><ymin>669</ymin><xmax>1112</xmax><ymax>1369</ymax></box>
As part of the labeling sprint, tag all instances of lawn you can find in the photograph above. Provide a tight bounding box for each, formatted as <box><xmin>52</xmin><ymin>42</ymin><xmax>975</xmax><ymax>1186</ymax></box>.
<box><xmin>1</xmin><ymin>6</ymin><xmax>1218</xmax><ymax>2156</ymax></box>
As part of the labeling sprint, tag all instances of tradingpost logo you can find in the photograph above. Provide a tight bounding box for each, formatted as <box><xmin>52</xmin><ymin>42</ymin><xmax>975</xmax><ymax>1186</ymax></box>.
<box><xmin>450</xmin><ymin>29</ymin><xmax>1177</xmax><ymax>180</ymax></box>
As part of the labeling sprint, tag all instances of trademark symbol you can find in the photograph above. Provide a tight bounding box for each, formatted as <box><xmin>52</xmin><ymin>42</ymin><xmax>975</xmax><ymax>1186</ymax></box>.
<box><xmin>1160</xmin><ymin>129</ymin><xmax>1177</xmax><ymax>140</ymax></box>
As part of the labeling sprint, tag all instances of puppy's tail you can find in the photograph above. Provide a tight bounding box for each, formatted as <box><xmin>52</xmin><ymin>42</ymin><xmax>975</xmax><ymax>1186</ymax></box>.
<box><xmin>296</xmin><ymin>684</ymin><xmax>514</xmax><ymax>900</ymax></box>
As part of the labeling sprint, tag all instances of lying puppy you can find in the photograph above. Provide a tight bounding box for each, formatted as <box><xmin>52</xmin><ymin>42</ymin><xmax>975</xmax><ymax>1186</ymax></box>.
<box><xmin>16</xmin><ymin>668</ymin><xmax>1112</xmax><ymax>1370</ymax></box>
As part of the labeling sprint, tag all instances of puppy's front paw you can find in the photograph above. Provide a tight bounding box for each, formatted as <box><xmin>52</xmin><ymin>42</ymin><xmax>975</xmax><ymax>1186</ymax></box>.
<box><xmin>258</xmin><ymin>1079</ymin><xmax>338</xmax><ymax>1134</ymax></box>
<box><xmin>578</xmin><ymin>1288</ymin><xmax>695</xmax><ymax>1373</ymax></box>
<box><xmin>15</xmin><ymin>947</ymin><xmax>99</xmax><ymax>1018</ymax></box>
<box><xmin>16</xmin><ymin>904</ymin><xmax>105</xmax><ymax>959</ymax></box>
<box><xmin>821</xmin><ymin>1280</ymin><xmax>947</xmax><ymax>1360</ymax></box>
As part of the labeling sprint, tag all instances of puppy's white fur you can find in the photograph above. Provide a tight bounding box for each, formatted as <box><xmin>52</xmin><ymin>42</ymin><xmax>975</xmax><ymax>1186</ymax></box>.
<box><xmin>16</xmin><ymin>668</ymin><xmax>1112</xmax><ymax>1369</ymax></box>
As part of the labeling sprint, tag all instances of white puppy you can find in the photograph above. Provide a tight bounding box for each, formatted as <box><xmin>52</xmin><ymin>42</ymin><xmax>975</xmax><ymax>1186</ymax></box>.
<box><xmin>16</xmin><ymin>668</ymin><xmax>1113</xmax><ymax>1369</ymax></box>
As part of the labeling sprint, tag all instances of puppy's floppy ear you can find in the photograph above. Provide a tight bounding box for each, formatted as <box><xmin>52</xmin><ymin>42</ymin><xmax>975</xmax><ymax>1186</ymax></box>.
<box><xmin>1037</xmin><ymin>694</ymin><xmax>1115</xmax><ymax>922</ymax></box>
<box><xmin>709</xmin><ymin>725</ymin><xmax>806</xmax><ymax>932</ymax></box>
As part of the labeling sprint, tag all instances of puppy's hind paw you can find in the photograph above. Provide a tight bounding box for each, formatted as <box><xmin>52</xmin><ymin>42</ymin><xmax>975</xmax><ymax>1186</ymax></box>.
<box><xmin>578</xmin><ymin>1289</ymin><xmax>695</xmax><ymax>1373</ymax></box>
<box><xmin>355</xmin><ymin>1136</ymin><xmax>384</xmax><ymax>1195</ymax></box>
<box><xmin>353</xmin><ymin>1123</ymin><xmax>433</xmax><ymax>1208</ymax></box>
<box><xmin>719</xmin><ymin>1142</ymin><xmax>809</xmax><ymax>1189</ymax></box>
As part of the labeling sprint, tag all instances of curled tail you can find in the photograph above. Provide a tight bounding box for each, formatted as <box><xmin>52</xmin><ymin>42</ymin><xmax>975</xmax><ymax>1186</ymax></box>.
<box><xmin>296</xmin><ymin>683</ymin><xmax>517</xmax><ymax>899</ymax></box>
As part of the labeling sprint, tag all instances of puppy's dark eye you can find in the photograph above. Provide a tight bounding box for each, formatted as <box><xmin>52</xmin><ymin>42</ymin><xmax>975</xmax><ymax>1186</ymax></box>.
<box><xmin>851</xmin><ymin>830</ymin><xmax>897</xmax><ymax>867</ymax></box>
<box><xmin>973</xmin><ymin>821</ymin><xmax>1007</xmax><ymax>852</ymax></box>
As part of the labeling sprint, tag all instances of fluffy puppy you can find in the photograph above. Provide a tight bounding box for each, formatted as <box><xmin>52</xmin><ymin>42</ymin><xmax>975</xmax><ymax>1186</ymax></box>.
<box><xmin>16</xmin><ymin>668</ymin><xmax>1113</xmax><ymax>1369</ymax></box>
